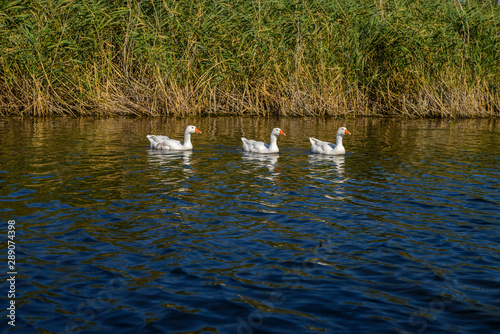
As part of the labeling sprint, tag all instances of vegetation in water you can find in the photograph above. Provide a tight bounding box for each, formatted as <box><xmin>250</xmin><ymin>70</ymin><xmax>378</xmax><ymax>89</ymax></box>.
<box><xmin>0</xmin><ymin>0</ymin><xmax>499</xmax><ymax>117</ymax></box>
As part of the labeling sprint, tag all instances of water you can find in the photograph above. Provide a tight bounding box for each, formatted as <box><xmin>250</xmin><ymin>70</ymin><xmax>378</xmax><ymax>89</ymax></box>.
<box><xmin>1</xmin><ymin>116</ymin><xmax>500</xmax><ymax>334</ymax></box>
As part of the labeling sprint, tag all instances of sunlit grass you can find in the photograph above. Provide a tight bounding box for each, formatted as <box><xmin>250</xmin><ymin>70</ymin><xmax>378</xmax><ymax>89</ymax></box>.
<box><xmin>0</xmin><ymin>0</ymin><xmax>499</xmax><ymax>117</ymax></box>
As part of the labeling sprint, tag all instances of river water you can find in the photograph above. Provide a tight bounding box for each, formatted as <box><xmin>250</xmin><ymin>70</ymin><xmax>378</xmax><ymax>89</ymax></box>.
<box><xmin>1</xmin><ymin>116</ymin><xmax>499</xmax><ymax>333</ymax></box>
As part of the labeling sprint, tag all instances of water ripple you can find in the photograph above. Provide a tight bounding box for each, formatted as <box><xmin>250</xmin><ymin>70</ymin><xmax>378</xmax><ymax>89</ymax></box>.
<box><xmin>1</xmin><ymin>117</ymin><xmax>500</xmax><ymax>333</ymax></box>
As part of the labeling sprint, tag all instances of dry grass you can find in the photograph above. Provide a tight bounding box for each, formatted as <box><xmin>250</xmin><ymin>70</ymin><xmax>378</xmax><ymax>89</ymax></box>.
<box><xmin>0</xmin><ymin>0</ymin><xmax>499</xmax><ymax>118</ymax></box>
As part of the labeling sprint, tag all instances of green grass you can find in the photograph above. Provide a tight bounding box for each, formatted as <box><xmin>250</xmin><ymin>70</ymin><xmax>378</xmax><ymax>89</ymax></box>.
<box><xmin>1</xmin><ymin>0</ymin><xmax>499</xmax><ymax>117</ymax></box>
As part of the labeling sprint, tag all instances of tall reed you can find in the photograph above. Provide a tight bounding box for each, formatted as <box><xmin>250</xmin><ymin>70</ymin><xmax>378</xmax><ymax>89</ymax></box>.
<box><xmin>0</xmin><ymin>0</ymin><xmax>499</xmax><ymax>117</ymax></box>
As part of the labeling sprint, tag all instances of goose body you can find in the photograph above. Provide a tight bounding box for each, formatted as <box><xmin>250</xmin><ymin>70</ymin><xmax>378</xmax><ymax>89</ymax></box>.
<box><xmin>310</xmin><ymin>127</ymin><xmax>351</xmax><ymax>155</ymax></box>
<box><xmin>241</xmin><ymin>128</ymin><xmax>286</xmax><ymax>153</ymax></box>
<box><xmin>147</xmin><ymin>125</ymin><xmax>201</xmax><ymax>150</ymax></box>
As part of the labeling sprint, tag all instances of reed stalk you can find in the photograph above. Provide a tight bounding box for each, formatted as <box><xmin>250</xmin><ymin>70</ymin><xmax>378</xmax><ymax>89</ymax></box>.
<box><xmin>0</xmin><ymin>0</ymin><xmax>499</xmax><ymax>117</ymax></box>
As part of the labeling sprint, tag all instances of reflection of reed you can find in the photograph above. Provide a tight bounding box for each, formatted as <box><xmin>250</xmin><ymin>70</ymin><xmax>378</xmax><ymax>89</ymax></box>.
<box><xmin>4</xmin><ymin>116</ymin><xmax>499</xmax><ymax>191</ymax></box>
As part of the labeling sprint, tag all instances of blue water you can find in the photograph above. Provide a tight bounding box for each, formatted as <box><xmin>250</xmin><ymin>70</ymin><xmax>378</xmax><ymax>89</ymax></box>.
<box><xmin>1</xmin><ymin>117</ymin><xmax>500</xmax><ymax>333</ymax></box>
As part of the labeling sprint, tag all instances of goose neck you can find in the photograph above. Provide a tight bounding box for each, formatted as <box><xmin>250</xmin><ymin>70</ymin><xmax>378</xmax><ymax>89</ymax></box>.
<box><xmin>269</xmin><ymin>133</ymin><xmax>279</xmax><ymax>149</ymax></box>
<box><xmin>183</xmin><ymin>130</ymin><xmax>192</xmax><ymax>147</ymax></box>
<box><xmin>336</xmin><ymin>134</ymin><xmax>343</xmax><ymax>146</ymax></box>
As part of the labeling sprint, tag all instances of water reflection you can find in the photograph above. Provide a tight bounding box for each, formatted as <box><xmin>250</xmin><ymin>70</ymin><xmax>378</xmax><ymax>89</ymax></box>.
<box><xmin>308</xmin><ymin>154</ymin><xmax>346</xmax><ymax>180</ymax></box>
<box><xmin>147</xmin><ymin>150</ymin><xmax>193</xmax><ymax>168</ymax></box>
<box><xmin>308</xmin><ymin>153</ymin><xmax>345</xmax><ymax>166</ymax></box>
<box><xmin>241</xmin><ymin>152</ymin><xmax>280</xmax><ymax>172</ymax></box>
<box><xmin>146</xmin><ymin>150</ymin><xmax>196</xmax><ymax>192</ymax></box>
<box><xmin>1</xmin><ymin>116</ymin><xmax>500</xmax><ymax>334</ymax></box>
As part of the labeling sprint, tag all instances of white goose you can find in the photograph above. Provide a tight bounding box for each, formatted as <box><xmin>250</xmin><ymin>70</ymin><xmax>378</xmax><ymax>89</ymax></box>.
<box><xmin>147</xmin><ymin>125</ymin><xmax>201</xmax><ymax>150</ymax></box>
<box><xmin>241</xmin><ymin>128</ymin><xmax>286</xmax><ymax>153</ymax></box>
<box><xmin>310</xmin><ymin>127</ymin><xmax>351</xmax><ymax>155</ymax></box>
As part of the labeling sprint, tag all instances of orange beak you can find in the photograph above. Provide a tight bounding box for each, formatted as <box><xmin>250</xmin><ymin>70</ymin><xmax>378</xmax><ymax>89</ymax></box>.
<box><xmin>345</xmin><ymin>129</ymin><xmax>351</xmax><ymax>135</ymax></box>
<box><xmin>279</xmin><ymin>129</ymin><xmax>286</xmax><ymax>136</ymax></box>
<box><xmin>195</xmin><ymin>128</ymin><xmax>202</xmax><ymax>134</ymax></box>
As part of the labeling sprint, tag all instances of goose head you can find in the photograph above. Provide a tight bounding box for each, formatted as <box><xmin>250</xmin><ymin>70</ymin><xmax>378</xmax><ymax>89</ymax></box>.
<box><xmin>272</xmin><ymin>128</ymin><xmax>286</xmax><ymax>137</ymax></box>
<box><xmin>186</xmin><ymin>125</ymin><xmax>202</xmax><ymax>134</ymax></box>
<box><xmin>337</xmin><ymin>127</ymin><xmax>351</xmax><ymax>137</ymax></box>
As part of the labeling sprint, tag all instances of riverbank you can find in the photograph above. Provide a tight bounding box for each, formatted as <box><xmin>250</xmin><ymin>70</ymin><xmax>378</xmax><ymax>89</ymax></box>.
<box><xmin>1</xmin><ymin>0</ymin><xmax>499</xmax><ymax>118</ymax></box>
